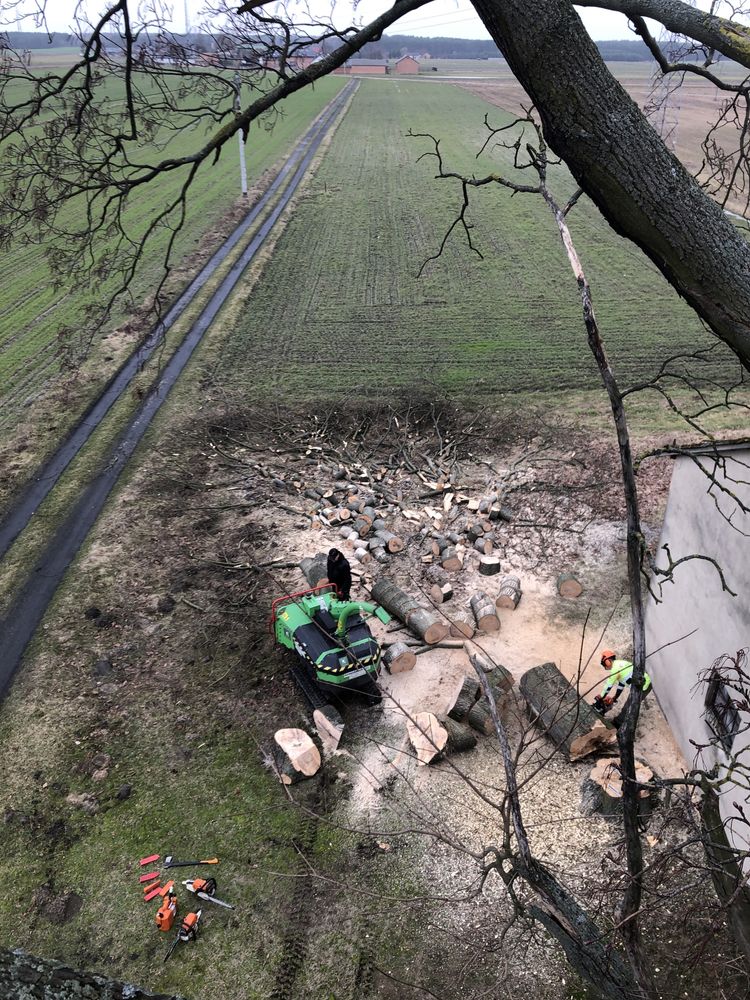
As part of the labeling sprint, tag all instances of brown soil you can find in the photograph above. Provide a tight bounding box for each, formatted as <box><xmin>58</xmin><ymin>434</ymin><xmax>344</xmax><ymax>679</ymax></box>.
<box><xmin>3</xmin><ymin>395</ymin><xmax>743</xmax><ymax>999</ymax></box>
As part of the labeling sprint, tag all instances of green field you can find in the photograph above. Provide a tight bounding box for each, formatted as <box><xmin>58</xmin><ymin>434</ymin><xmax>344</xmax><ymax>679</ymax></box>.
<box><xmin>0</xmin><ymin>74</ymin><xmax>344</xmax><ymax>431</ymax></box>
<box><xmin>215</xmin><ymin>78</ymin><xmax>739</xmax><ymax>400</ymax></box>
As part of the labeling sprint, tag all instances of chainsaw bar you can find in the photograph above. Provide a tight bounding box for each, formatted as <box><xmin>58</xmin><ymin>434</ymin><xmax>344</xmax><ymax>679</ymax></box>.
<box><xmin>197</xmin><ymin>890</ymin><xmax>234</xmax><ymax>910</ymax></box>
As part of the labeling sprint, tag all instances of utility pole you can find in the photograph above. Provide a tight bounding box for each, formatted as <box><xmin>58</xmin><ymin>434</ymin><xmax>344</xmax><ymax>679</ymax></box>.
<box><xmin>234</xmin><ymin>71</ymin><xmax>248</xmax><ymax>198</ymax></box>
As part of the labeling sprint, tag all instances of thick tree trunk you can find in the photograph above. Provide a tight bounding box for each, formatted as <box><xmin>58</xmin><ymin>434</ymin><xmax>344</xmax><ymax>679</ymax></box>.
<box><xmin>519</xmin><ymin>662</ymin><xmax>616</xmax><ymax>760</ymax></box>
<box><xmin>371</xmin><ymin>578</ymin><xmax>449</xmax><ymax>644</ymax></box>
<box><xmin>0</xmin><ymin>949</ymin><xmax>180</xmax><ymax>999</ymax></box>
<box><xmin>469</xmin><ymin>0</ymin><xmax>750</xmax><ymax>368</ymax></box>
<box><xmin>300</xmin><ymin>553</ymin><xmax>329</xmax><ymax>588</ymax></box>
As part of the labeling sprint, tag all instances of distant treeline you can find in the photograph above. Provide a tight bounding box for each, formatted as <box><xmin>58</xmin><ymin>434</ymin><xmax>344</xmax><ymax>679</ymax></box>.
<box><xmin>360</xmin><ymin>35</ymin><xmax>660</xmax><ymax>61</ymax></box>
<box><xmin>2</xmin><ymin>30</ymin><xmax>710</xmax><ymax>64</ymax></box>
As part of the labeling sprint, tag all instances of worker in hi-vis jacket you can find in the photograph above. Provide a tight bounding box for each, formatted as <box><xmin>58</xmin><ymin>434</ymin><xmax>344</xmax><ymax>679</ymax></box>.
<box><xmin>594</xmin><ymin>649</ymin><xmax>651</xmax><ymax>715</ymax></box>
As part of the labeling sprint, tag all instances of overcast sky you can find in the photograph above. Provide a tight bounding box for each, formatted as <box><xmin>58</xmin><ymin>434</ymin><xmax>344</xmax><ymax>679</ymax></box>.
<box><xmin>6</xmin><ymin>1</ymin><xmax>635</xmax><ymax>41</ymax></box>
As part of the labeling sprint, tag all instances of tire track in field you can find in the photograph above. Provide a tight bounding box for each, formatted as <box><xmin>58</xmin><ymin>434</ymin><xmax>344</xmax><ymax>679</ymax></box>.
<box><xmin>0</xmin><ymin>80</ymin><xmax>357</xmax><ymax>696</ymax></box>
<box><xmin>0</xmin><ymin>81</ymin><xmax>355</xmax><ymax>563</ymax></box>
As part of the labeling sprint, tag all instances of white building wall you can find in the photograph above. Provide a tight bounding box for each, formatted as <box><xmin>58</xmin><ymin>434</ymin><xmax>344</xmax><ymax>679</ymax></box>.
<box><xmin>644</xmin><ymin>448</ymin><xmax>750</xmax><ymax>853</ymax></box>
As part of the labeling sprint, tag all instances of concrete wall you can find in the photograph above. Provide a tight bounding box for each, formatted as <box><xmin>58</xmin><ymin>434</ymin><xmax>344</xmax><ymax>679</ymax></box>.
<box><xmin>645</xmin><ymin>448</ymin><xmax>750</xmax><ymax>852</ymax></box>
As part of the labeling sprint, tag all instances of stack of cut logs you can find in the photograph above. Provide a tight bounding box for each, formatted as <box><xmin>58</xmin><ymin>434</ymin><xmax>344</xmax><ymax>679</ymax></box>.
<box><xmin>405</xmin><ymin>645</ymin><xmax>515</xmax><ymax>765</ymax></box>
<box><xmin>300</xmin><ymin>488</ymin><xmax>406</xmax><ymax>567</ymax></box>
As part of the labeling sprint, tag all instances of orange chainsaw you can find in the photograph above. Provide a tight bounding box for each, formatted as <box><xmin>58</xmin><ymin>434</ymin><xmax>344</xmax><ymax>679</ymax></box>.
<box><xmin>164</xmin><ymin>909</ymin><xmax>202</xmax><ymax>962</ymax></box>
<box><xmin>183</xmin><ymin>876</ymin><xmax>235</xmax><ymax>910</ymax></box>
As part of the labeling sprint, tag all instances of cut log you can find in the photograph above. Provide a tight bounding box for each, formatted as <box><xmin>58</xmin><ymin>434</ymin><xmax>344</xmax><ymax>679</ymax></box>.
<box><xmin>370</xmin><ymin>546</ymin><xmax>388</xmax><ymax>564</ymax></box>
<box><xmin>496</xmin><ymin>575</ymin><xmax>522</xmax><ymax>610</ymax></box>
<box><xmin>465</xmin><ymin>646</ymin><xmax>514</xmax><ymax>693</ymax></box>
<box><xmin>447</xmin><ymin>676</ymin><xmax>481</xmax><ymax>722</ymax></box>
<box><xmin>585</xmin><ymin>758</ymin><xmax>657</xmax><ymax>819</ymax></box>
<box><xmin>557</xmin><ymin>571</ymin><xmax>583</xmax><ymax>598</ymax></box>
<box><xmin>469</xmin><ymin>592</ymin><xmax>500</xmax><ymax>633</ymax></box>
<box><xmin>519</xmin><ymin>662</ymin><xmax>616</xmax><ymax>761</ymax></box>
<box><xmin>352</xmin><ymin>517</ymin><xmax>372</xmax><ymax>538</ymax></box>
<box><xmin>383</xmin><ymin>642</ymin><xmax>417</xmax><ymax>674</ymax></box>
<box><xmin>466</xmin><ymin>700</ymin><xmax>494</xmax><ymax>736</ymax></box>
<box><xmin>429</xmin><ymin>582</ymin><xmax>453</xmax><ymax>606</ymax></box>
<box><xmin>466</xmin><ymin>522</ymin><xmax>485</xmax><ymax>541</ymax></box>
<box><xmin>272</xmin><ymin>728</ymin><xmax>321</xmax><ymax>785</ymax></box>
<box><xmin>449</xmin><ymin>613</ymin><xmax>475</xmax><ymax>639</ymax></box>
<box><xmin>478</xmin><ymin>556</ymin><xmax>501</xmax><ymax>577</ymax></box>
<box><xmin>441</xmin><ymin>716</ymin><xmax>477</xmax><ymax>753</ymax></box>
<box><xmin>374</xmin><ymin>529</ymin><xmax>405</xmax><ymax>553</ymax></box>
<box><xmin>371</xmin><ymin>518</ymin><xmax>387</xmax><ymax>532</ymax></box>
<box><xmin>313</xmin><ymin>706</ymin><xmax>345</xmax><ymax>755</ymax></box>
<box><xmin>440</xmin><ymin>546</ymin><xmax>463</xmax><ymax>572</ymax></box>
<box><xmin>473</xmin><ymin>537</ymin><xmax>493</xmax><ymax>555</ymax></box>
<box><xmin>406</xmin><ymin>712</ymin><xmax>448</xmax><ymax>765</ymax></box>
<box><xmin>370</xmin><ymin>578</ymin><xmax>449</xmax><ymax>644</ymax></box>
<box><xmin>299</xmin><ymin>554</ymin><xmax>329</xmax><ymax>588</ymax></box>
<box><xmin>490</xmin><ymin>504</ymin><xmax>514</xmax><ymax>522</ymax></box>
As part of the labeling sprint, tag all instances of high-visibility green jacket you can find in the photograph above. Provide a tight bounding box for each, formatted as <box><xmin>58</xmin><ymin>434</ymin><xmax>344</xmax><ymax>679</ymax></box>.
<box><xmin>601</xmin><ymin>659</ymin><xmax>651</xmax><ymax>700</ymax></box>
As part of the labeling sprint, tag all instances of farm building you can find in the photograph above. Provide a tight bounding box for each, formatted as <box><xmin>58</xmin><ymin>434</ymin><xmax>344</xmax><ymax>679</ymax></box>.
<box><xmin>644</xmin><ymin>443</ymin><xmax>750</xmax><ymax>942</ymax></box>
<box><xmin>395</xmin><ymin>55</ymin><xmax>420</xmax><ymax>74</ymax></box>
<box><xmin>334</xmin><ymin>59</ymin><xmax>388</xmax><ymax>75</ymax></box>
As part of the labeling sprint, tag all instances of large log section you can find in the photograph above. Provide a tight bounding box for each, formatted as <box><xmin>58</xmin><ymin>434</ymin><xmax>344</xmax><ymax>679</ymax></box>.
<box><xmin>519</xmin><ymin>662</ymin><xmax>616</xmax><ymax>761</ymax></box>
<box><xmin>370</xmin><ymin>578</ymin><xmax>449</xmax><ymax>644</ymax></box>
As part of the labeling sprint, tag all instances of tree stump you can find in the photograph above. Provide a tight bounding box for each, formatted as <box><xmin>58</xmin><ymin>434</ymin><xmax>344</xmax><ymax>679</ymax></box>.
<box><xmin>519</xmin><ymin>662</ymin><xmax>616</xmax><ymax>761</ymax></box>
<box><xmin>584</xmin><ymin>758</ymin><xmax>657</xmax><ymax>819</ymax></box>
<box><xmin>478</xmin><ymin>556</ymin><xmax>501</xmax><ymax>576</ymax></box>
<box><xmin>469</xmin><ymin>592</ymin><xmax>500</xmax><ymax>633</ymax></box>
<box><xmin>371</xmin><ymin>578</ymin><xmax>449</xmax><ymax>644</ymax></box>
<box><xmin>383</xmin><ymin>642</ymin><xmax>417</xmax><ymax>674</ymax></box>
<box><xmin>313</xmin><ymin>706</ymin><xmax>345</xmax><ymax>755</ymax></box>
<box><xmin>557</xmin><ymin>571</ymin><xmax>583</xmax><ymax>598</ymax></box>
<box><xmin>272</xmin><ymin>729</ymin><xmax>321</xmax><ymax>784</ymax></box>
<box><xmin>495</xmin><ymin>575</ymin><xmax>522</xmax><ymax>609</ymax></box>
<box><xmin>446</xmin><ymin>676</ymin><xmax>481</xmax><ymax>722</ymax></box>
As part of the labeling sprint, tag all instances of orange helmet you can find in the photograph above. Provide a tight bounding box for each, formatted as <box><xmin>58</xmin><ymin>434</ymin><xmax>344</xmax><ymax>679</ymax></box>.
<box><xmin>600</xmin><ymin>649</ymin><xmax>616</xmax><ymax>666</ymax></box>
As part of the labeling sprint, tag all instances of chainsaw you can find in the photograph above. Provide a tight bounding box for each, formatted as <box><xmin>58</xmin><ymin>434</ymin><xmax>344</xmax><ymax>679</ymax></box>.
<box><xmin>164</xmin><ymin>909</ymin><xmax>202</xmax><ymax>962</ymax></box>
<box><xmin>183</xmin><ymin>876</ymin><xmax>235</xmax><ymax>910</ymax></box>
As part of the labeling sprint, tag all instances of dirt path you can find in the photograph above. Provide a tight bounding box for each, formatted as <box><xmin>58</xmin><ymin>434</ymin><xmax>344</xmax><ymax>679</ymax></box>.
<box><xmin>0</xmin><ymin>82</ymin><xmax>357</xmax><ymax>698</ymax></box>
